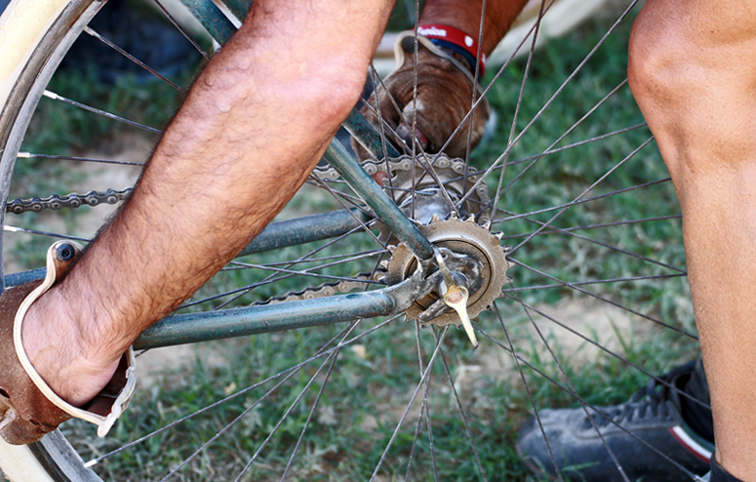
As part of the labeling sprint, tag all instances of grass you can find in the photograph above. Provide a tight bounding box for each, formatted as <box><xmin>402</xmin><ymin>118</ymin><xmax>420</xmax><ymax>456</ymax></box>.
<box><xmin>6</xmin><ymin>1</ymin><xmax>700</xmax><ymax>481</ymax></box>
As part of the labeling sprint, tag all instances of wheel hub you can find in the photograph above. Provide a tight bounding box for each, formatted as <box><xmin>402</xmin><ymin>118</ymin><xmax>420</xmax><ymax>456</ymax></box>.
<box><xmin>383</xmin><ymin>215</ymin><xmax>513</xmax><ymax>328</ymax></box>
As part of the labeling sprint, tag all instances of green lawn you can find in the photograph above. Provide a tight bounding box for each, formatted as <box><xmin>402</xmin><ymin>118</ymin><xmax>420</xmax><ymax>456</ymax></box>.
<box><xmin>7</xmin><ymin>1</ymin><xmax>699</xmax><ymax>480</ymax></box>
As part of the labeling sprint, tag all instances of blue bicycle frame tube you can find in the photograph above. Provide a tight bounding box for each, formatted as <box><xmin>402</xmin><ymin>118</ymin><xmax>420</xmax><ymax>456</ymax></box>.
<box><xmin>5</xmin><ymin>3</ymin><xmax>438</xmax><ymax>348</ymax></box>
<box><xmin>323</xmin><ymin>140</ymin><xmax>435</xmax><ymax>262</ymax></box>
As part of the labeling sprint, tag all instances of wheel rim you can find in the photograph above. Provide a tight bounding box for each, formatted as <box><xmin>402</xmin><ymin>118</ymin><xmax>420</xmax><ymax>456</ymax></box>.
<box><xmin>0</xmin><ymin>0</ymin><xmax>703</xmax><ymax>480</ymax></box>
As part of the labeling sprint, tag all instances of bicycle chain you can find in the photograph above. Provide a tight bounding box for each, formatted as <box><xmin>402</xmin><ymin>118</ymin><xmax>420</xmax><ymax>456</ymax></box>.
<box><xmin>249</xmin><ymin>158</ymin><xmax>413</xmax><ymax>306</ymax></box>
<box><xmin>256</xmin><ymin>155</ymin><xmax>485</xmax><ymax>305</ymax></box>
<box><xmin>7</xmin><ymin>156</ymin><xmax>480</xmax><ymax>306</ymax></box>
<box><xmin>6</xmin><ymin>188</ymin><xmax>133</xmax><ymax>214</ymax></box>
<box><xmin>5</xmin><ymin>156</ymin><xmax>464</xmax><ymax>213</ymax></box>
<box><xmin>3</xmin><ymin>157</ymin><xmax>392</xmax><ymax>214</ymax></box>
<box><xmin>250</xmin><ymin>271</ymin><xmax>385</xmax><ymax>306</ymax></box>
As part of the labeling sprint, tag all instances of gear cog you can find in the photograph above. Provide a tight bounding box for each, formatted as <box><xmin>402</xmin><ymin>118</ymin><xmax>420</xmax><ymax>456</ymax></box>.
<box><xmin>363</xmin><ymin>154</ymin><xmax>492</xmax><ymax>241</ymax></box>
<box><xmin>383</xmin><ymin>214</ymin><xmax>513</xmax><ymax>328</ymax></box>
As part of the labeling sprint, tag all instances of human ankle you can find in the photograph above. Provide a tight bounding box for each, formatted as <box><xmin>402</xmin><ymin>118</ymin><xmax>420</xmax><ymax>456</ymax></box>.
<box><xmin>679</xmin><ymin>359</ymin><xmax>714</xmax><ymax>443</ymax></box>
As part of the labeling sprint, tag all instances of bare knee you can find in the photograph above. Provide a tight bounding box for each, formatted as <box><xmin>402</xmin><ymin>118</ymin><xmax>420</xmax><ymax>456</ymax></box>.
<box><xmin>628</xmin><ymin>10</ymin><xmax>696</xmax><ymax>177</ymax></box>
<box><xmin>627</xmin><ymin>2</ymin><xmax>693</xmax><ymax>135</ymax></box>
<box><xmin>628</xmin><ymin>0</ymin><xmax>756</xmax><ymax>177</ymax></box>
<box><xmin>629</xmin><ymin>0</ymin><xmax>756</xmax><ymax>109</ymax></box>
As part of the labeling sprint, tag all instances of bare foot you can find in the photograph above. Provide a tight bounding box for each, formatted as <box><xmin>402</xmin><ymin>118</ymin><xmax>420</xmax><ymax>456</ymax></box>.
<box><xmin>20</xmin><ymin>286</ymin><xmax>121</xmax><ymax>407</ymax></box>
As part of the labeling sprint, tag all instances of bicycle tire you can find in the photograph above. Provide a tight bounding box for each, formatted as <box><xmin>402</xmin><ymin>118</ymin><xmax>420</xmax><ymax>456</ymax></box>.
<box><xmin>0</xmin><ymin>0</ymin><xmax>699</xmax><ymax>480</ymax></box>
<box><xmin>0</xmin><ymin>0</ymin><xmax>110</xmax><ymax>479</ymax></box>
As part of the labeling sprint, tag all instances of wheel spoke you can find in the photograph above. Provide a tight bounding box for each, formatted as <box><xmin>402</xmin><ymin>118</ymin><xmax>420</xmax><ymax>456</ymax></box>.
<box><xmin>502</xmin><ymin>273</ymin><xmax>686</xmax><ymax>293</ymax></box>
<box><xmin>477</xmin><ymin>324</ymin><xmax>701</xmax><ymax>481</ymax></box>
<box><xmin>510</xmin><ymin>136</ymin><xmax>655</xmax><ymax>255</ymax></box>
<box><xmin>491</xmin><ymin>177</ymin><xmax>672</xmax><ymax>225</ymax></box>
<box><xmin>404</xmin><ymin>320</ymin><xmax>438</xmax><ymax>481</ymax></box>
<box><xmin>90</xmin><ymin>317</ymin><xmax>400</xmax><ymax>468</ymax></box>
<box><xmin>153</xmin><ymin>0</ymin><xmax>211</xmax><ymax>61</ymax></box>
<box><xmin>497</xmin><ymin>207</ymin><xmax>685</xmax><ymax>274</ymax></box>
<box><xmin>489</xmin><ymin>0</ymin><xmax>545</xmax><ymax>218</ymax></box>
<box><xmin>510</xmin><ymin>287</ymin><xmax>632</xmax><ymax>482</ymax></box>
<box><xmin>496</xmin><ymin>214</ymin><xmax>682</xmax><ymax>241</ymax></box>
<box><xmin>279</xmin><ymin>341</ymin><xmax>341</xmax><ymax>481</ymax></box>
<box><xmin>182</xmin><ymin>224</ymin><xmax>374</xmax><ymax>308</ymax></box>
<box><xmin>232</xmin><ymin>333</ymin><xmax>349</xmax><ymax>482</ymax></box>
<box><xmin>17</xmin><ymin>152</ymin><xmax>144</xmax><ymax>166</ymax></box>
<box><xmin>491</xmin><ymin>302</ymin><xmax>565</xmax><ymax>482</ymax></box>
<box><xmin>3</xmin><ymin>225</ymin><xmax>91</xmax><ymax>242</ymax></box>
<box><xmin>83</xmin><ymin>27</ymin><xmax>186</xmax><ymax>94</ymax></box>
<box><xmin>512</xmin><ymin>257</ymin><xmax>698</xmax><ymax>339</ymax></box>
<box><xmin>435</xmin><ymin>329</ymin><xmax>489</xmax><ymax>482</ymax></box>
<box><xmin>454</xmin><ymin>0</ymin><xmax>641</xmax><ymax>208</ymax></box>
<box><xmin>369</xmin><ymin>326</ymin><xmax>449</xmax><ymax>482</ymax></box>
<box><xmin>487</xmin><ymin>79</ymin><xmax>631</xmax><ymax>216</ymax></box>
<box><xmin>42</xmin><ymin>90</ymin><xmax>162</xmax><ymax>134</ymax></box>
<box><xmin>311</xmin><ymin>172</ymin><xmax>387</xmax><ymax>248</ymax></box>
<box><xmin>502</xmin><ymin>294</ymin><xmax>710</xmax><ymax>411</ymax></box>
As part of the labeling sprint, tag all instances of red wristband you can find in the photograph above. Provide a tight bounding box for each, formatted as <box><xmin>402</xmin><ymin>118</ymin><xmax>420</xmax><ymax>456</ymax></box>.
<box><xmin>417</xmin><ymin>24</ymin><xmax>486</xmax><ymax>75</ymax></box>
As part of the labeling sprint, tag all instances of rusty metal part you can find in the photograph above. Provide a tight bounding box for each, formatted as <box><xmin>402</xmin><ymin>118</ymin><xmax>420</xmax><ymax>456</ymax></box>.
<box><xmin>367</xmin><ymin>154</ymin><xmax>491</xmax><ymax>240</ymax></box>
<box><xmin>383</xmin><ymin>215</ymin><xmax>512</xmax><ymax>328</ymax></box>
<box><xmin>6</xmin><ymin>188</ymin><xmax>132</xmax><ymax>214</ymax></box>
<box><xmin>250</xmin><ymin>271</ymin><xmax>383</xmax><ymax>306</ymax></box>
<box><xmin>252</xmin><ymin>155</ymin><xmax>494</xmax><ymax>305</ymax></box>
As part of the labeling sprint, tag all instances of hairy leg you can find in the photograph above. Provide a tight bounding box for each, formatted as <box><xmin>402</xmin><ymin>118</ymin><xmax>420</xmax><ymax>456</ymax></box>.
<box><xmin>629</xmin><ymin>1</ymin><xmax>756</xmax><ymax>479</ymax></box>
<box><xmin>21</xmin><ymin>0</ymin><xmax>394</xmax><ymax>406</ymax></box>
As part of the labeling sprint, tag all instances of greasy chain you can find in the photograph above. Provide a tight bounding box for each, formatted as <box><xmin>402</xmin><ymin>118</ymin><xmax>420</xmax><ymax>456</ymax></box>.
<box><xmin>6</xmin><ymin>188</ymin><xmax>133</xmax><ymax>214</ymax></box>
<box><xmin>6</xmin><ymin>157</ymin><xmax>474</xmax><ymax>304</ymax></box>
<box><xmin>7</xmin><ymin>155</ymin><xmax>473</xmax><ymax>213</ymax></box>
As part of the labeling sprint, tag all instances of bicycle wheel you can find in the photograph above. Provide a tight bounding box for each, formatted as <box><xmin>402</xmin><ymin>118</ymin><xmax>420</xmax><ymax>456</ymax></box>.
<box><xmin>0</xmin><ymin>0</ymin><xmax>700</xmax><ymax>481</ymax></box>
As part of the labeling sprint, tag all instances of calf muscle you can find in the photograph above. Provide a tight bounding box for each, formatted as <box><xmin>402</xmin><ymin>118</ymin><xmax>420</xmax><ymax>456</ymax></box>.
<box><xmin>630</xmin><ymin>1</ymin><xmax>756</xmax><ymax>479</ymax></box>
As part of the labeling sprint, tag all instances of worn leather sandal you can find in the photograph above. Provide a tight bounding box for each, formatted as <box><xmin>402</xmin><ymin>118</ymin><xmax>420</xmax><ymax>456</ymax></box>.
<box><xmin>0</xmin><ymin>240</ymin><xmax>136</xmax><ymax>445</ymax></box>
<box><xmin>353</xmin><ymin>29</ymin><xmax>491</xmax><ymax>162</ymax></box>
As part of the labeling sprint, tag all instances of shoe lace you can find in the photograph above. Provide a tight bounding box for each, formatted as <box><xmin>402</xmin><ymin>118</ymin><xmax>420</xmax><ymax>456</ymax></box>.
<box><xmin>589</xmin><ymin>371</ymin><xmax>681</xmax><ymax>429</ymax></box>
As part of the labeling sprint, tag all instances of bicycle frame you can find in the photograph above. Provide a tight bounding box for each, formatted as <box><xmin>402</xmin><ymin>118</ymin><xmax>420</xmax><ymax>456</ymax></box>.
<box><xmin>133</xmin><ymin>136</ymin><xmax>439</xmax><ymax>349</ymax></box>
<box><xmin>5</xmin><ymin>136</ymin><xmax>437</xmax><ymax>348</ymax></box>
<box><xmin>3</xmin><ymin>0</ymin><xmax>440</xmax><ymax>350</ymax></box>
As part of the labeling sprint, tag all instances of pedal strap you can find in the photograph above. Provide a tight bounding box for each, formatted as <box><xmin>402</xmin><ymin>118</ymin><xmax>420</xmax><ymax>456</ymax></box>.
<box><xmin>417</xmin><ymin>24</ymin><xmax>485</xmax><ymax>77</ymax></box>
<box><xmin>13</xmin><ymin>241</ymin><xmax>136</xmax><ymax>438</ymax></box>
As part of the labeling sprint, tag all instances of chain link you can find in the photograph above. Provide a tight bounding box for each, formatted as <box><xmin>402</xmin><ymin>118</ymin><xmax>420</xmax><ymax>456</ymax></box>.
<box><xmin>5</xmin><ymin>160</ymin><xmax>375</xmax><ymax>215</ymax></box>
<box><xmin>249</xmin><ymin>271</ymin><xmax>385</xmax><ymax>306</ymax></box>
<box><xmin>6</xmin><ymin>155</ymin><xmax>463</xmax><ymax>214</ymax></box>
<box><xmin>7</xmin><ymin>156</ymin><xmax>474</xmax><ymax>305</ymax></box>
<box><xmin>6</xmin><ymin>188</ymin><xmax>133</xmax><ymax>214</ymax></box>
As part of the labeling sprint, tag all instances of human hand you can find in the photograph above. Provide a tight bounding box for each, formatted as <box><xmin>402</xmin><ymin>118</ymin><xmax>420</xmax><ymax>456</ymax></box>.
<box><xmin>353</xmin><ymin>38</ymin><xmax>490</xmax><ymax>161</ymax></box>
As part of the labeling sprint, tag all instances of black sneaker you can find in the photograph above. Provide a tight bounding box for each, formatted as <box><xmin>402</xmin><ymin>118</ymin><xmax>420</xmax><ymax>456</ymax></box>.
<box><xmin>516</xmin><ymin>361</ymin><xmax>713</xmax><ymax>481</ymax></box>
